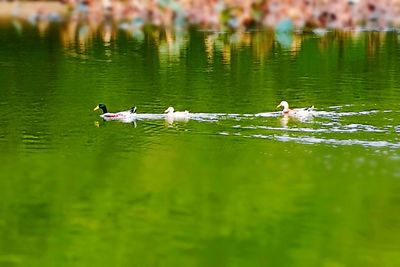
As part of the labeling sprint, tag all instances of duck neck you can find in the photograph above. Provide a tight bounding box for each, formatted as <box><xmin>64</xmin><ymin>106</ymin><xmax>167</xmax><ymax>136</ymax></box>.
<box><xmin>100</xmin><ymin>106</ymin><xmax>108</xmax><ymax>114</ymax></box>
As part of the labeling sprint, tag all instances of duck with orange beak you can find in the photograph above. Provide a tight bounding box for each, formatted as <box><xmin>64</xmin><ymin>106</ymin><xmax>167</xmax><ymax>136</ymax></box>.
<box><xmin>276</xmin><ymin>101</ymin><xmax>314</xmax><ymax>116</ymax></box>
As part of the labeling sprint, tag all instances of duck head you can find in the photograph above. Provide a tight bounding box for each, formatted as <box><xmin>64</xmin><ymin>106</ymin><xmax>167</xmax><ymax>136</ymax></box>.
<box><xmin>277</xmin><ymin>101</ymin><xmax>289</xmax><ymax>111</ymax></box>
<box><xmin>94</xmin><ymin>103</ymin><xmax>108</xmax><ymax>113</ymax></box>
<box><xmin>130</xmin><ymin>106</ymin><xmax>137</xmax><ymax>113</ymax></box>
<box><xmin>164</xmin><ymin>107</ymin><xmax>174</xmax><ymax>114</ymax></box>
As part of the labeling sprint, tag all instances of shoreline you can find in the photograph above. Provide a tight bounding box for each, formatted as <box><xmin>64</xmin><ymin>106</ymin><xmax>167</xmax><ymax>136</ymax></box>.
<box><xmin>0</xmin><ymin>2</ymin><xmax>68</xmax><ymax>19</ymax></box>
<box><xmin>1</xmin><ymin>1</ymin><xmax>400</xmax><ymax>31</ymax></box>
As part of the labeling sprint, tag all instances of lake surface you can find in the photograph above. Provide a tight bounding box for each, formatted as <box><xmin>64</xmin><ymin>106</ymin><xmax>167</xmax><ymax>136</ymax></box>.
<box><xmin>0</xmin><ymin>22</ymin><xmax>400</xmax><ymax>266</ymax></box>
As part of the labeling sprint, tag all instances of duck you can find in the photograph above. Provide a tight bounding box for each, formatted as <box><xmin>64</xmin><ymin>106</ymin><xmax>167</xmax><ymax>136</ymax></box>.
<box><xmin>164</xmin><ymin>107</ymin><xmax>189</xmax><ymax>118</ymax></box>
<box><xmin>94</xmin><ymin>103</ymin><xmax>137</xmax><ymax>120</ymax></box>
<box><xmin>276</xmin><ymin>101</ymin><xmax>314</xmax><ymax>116</ymax></box>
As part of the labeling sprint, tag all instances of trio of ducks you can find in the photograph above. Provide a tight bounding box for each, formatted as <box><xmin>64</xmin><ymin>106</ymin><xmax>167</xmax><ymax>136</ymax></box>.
<box><xmin>93</xmin><ymin>101</ymin><xmax>314</xmax><ymax>121</ymax></box>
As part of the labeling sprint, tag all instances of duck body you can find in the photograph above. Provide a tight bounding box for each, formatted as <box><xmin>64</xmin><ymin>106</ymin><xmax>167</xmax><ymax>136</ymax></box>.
<box><xmin>164</xmin><ymin>106</ymin><xmax>190</xmax><ymax>123</ymax></box>
<box><xmin>164</xmin><ymin>107</ymin><xmax>190</xmax><ymax>119</ymax></box>
<box><xmin>94</xmin><ymin>104</ymin><xmax>137</xmax><ymax>121</ymax></box>
<box><xmin>277</xmin><ymin>101</ymin><xmax>314</xmax><ymax>117</ymax></box>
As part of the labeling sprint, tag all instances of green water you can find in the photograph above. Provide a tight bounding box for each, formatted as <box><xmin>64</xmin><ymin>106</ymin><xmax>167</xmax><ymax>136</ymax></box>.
<box><xmin>0</xmin><ymin>24</ymin><xmax>400</xmax><ymax>266</ymax></box>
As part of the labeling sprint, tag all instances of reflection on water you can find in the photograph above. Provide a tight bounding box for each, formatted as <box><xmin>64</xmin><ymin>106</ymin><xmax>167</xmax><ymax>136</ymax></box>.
<box><xmin>63</xmin><ymin>26</ymin><xmax>396</xmax><ymax>64</ymax></box>
<box><xmin>165</xmin><ymin>115</ymin><xmax>189</xmax><ymax>125</ymax></box>
<box><xmin>6</xmin><ymin>18</ymin><xmax>398</xmax><ymax>67</ymax></box>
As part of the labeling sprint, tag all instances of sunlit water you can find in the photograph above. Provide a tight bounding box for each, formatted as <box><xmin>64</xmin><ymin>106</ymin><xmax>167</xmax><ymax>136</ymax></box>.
<box><xmin>0</xmin><ymin>22</ymin><xmax>400</xmax><ymax>266</ymax></box>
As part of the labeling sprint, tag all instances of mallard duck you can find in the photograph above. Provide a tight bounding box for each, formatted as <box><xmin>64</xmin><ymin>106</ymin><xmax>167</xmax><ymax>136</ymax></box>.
<box><xmin>276</xmin><ymin>101</ymin><xmax>314</xmax><ymax>116</ymax></box>
<box><xmin>164</xmin><ymin>106</ymin><xmax>189</xmax><ymax>119</ymax></box>
<box><xmin>94</xmin><ymin>103</ymin><xmax>136</xmax><ymax>120</ymax></box>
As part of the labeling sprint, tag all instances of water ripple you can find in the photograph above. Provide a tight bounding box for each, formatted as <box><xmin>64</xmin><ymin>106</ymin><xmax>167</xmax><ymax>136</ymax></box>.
<box><xmin>234</xmin><ymin>123</ymin><xmax>389</xmax><ymax>134</ymax></box>
<box><xmin>21</xmin><ymin>132</ymin><xmax>52</xmax><ymax>150</ymax></box>
<box><xmin>249</xmin><ymin>134</ymin><xmax>400</xmax><ymax>149</ymax></box>
<box><xmin>95</xmin><ymin>107</ymin><xmax>399</xmax><ymax>150</ymax></box>
<box><xmin>214</xmin><ymin>108</ymin><xmax>399</xmax><ymax>149</ymax></box>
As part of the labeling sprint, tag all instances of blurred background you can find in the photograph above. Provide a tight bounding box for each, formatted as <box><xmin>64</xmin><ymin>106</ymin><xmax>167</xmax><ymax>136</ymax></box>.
<box><xmin>2</xmin><ymin>0</ymin><xmax>400</xmax><ymax>32</ymax></box>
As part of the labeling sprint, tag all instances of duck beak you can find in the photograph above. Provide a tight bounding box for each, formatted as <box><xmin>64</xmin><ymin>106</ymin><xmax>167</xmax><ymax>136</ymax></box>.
<box><xmin>94</xmin><ymin>105</ymin><xmax>99</xmax><ymax>111</ymax></box>
<box><xmin>276</xmin><ymin>104</ymin><xmax>281</xmax><ymax>108</ymax></box>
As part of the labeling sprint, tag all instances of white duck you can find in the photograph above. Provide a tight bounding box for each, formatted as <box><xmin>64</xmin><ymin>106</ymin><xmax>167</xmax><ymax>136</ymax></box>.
<box><xmin>276</xmin><ymin>101</ymin><xmax>314</xmax><ymax>116</ymax></box>
<box><xmin>164</xmin><ymin>106</ymin><xmax>190</xmax><ymax>121</ymax></box>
